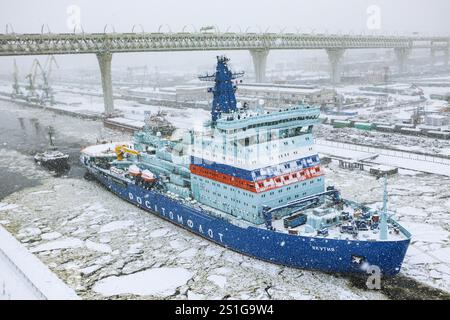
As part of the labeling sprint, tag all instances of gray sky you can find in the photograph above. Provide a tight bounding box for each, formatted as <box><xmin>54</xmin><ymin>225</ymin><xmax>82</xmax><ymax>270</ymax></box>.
<box><xmin>1</xmin><ymin>0</ymin><xmax>449</xmax><ymax>73</ymax></box>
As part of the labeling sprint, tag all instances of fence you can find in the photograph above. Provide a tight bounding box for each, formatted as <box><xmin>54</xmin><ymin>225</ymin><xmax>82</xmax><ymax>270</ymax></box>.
<box><xmin>316</xmin><ymin>139</ymin><xmax>450</xmax><ymax>166</ymax></box>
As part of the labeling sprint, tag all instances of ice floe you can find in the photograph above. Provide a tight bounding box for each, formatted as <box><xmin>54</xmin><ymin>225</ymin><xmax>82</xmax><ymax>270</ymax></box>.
<box><xmin>99</xmin><ymin>220</ymin><xmax>134</xmax><ymax>233</ymax></box>
<box><xmin>30</xmin><ymin>237</ymin><xmax>84</xmax><ymax>253</ymax></box>
<box><xmin>92</xmin><ymin>267</ymin><xmax>193</xmax><ymax>296</ymax></box>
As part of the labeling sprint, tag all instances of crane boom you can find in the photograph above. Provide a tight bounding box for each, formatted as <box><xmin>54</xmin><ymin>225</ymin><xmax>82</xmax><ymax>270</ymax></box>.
<box><xmin>114</xmin><ymin>144</ymin><xmax>140</xmax><ymax>161</ymax></box>
<box><xmin>25</xmin><ymin>59</ymin><xmax>44</xmax><ymax>94</ymax></box>
<box><xmin>44</xmin><ymin>55</ymin><xmax>59</xmax><ymax>83</ymax></box>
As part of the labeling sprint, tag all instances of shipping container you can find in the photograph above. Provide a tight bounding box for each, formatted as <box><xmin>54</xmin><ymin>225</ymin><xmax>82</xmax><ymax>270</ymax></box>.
<box><xmin>283</xmin><ymin>213</ymin><xmax>307</xmax><ymax>229</ymax></box>
<box><xmin>354</xmin><ymin>122</ymin><xmax>374</xmax><ymax>131</ymax></box>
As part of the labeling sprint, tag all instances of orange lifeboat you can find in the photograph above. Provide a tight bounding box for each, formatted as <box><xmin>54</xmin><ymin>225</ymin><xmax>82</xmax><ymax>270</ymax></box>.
<box><xmin>128</xmin><ymin>164</ymin><xmax>141</xmax><ymax>177</ymax></box>
<box><xmin>141</xmin><ymin>169</ymin><xmax>157</xmax><ymax>183</ymax></box>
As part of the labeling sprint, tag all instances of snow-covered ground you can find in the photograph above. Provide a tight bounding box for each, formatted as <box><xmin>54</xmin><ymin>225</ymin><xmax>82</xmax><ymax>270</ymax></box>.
<box><xmin>315</xmin><ymin>140</ymin><xmax>450</xmax><ymax>176</ymax></box>
<box><xmin>315</xmin><ymin>125</ymin><xmax>450</xmax><ymax>157</ymax></box>
<box><xmin>334</xmin><ymin>78</ymin><xmax>449</xmax><ymax>129</ymax></box>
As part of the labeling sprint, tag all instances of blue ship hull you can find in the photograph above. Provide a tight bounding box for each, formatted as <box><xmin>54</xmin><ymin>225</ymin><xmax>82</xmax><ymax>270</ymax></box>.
<box><xmin>88</xmin><ymin>167</ymin><xmax>410</xmax><ymax>276</ymax></box>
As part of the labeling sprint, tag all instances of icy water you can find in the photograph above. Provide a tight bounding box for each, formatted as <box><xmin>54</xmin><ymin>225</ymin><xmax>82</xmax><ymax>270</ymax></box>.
<box><xmin>0</xmin><ymin>110</ymin><xmax>85</xmax><ymax>188</ymax></box>
<box><xmin>0</xmin><ymin>169</ymin><xmax>40</xmax><ymax>200</ymax></box>
<box><xmin>0</xmin><ymin>100</ymin><xmax>449</xmax><ymax>300</ymax></box>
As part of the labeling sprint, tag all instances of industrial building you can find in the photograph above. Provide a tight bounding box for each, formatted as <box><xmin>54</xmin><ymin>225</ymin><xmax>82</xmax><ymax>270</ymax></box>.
<box><xmin>120</xmin><ymin>83</ymin><xmax>336</xmax><ymax>111</ymax></box>
<box><xmin>236</xmin><ymin>83</ymin><xmax>336</xmax><ymax>109</ymax></box>
<box><xmin>123</xmin><ymin>85</ymin><xmax>209</xmax><ymax>103</ymax></box>
<box><xmin>425</xmin><ymin>114</ymin><xmax>450</xmax><ymax>126</ymax></box>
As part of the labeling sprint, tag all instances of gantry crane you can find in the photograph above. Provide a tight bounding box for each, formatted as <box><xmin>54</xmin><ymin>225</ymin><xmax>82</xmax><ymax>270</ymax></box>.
<box><xmin>41</xmin><ymin>55</ymin><xmax>59</xmax><ymax>105</ymax></box>
<box><xmin>11</xmin><ymin>59</ymin><xmax>23</xmax><ymax>98</ymax></box>
<box><xmin>25</xmin><ymin>59</ymin><xmax>44</xmax><ymax>102</ymax></box>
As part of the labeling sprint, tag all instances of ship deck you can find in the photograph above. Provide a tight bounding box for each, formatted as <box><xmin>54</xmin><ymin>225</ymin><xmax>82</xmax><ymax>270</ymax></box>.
<box><xmin>269</xmin><ymin>202</ymin><xmax>409</xmax><ymax>242</ymax></box>
<box><xmin>81</xmin><ymin>142</ymin><xmax>124</xmax><ymax>158</ymax></box>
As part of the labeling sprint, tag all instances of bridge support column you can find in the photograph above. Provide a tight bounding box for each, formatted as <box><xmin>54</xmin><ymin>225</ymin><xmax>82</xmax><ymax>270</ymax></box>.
<box><xmin>96</xmin><ymin>52</ymin><xmax>114</xmax><ymax>117</ymax></box>
<box><xmin>394</xmin><ymin>48</ymin><xmax>411</xmax><ymax>74</ymax></box>
<box><xmin>250</xmin><ymin>49</ymin><xmax>269</xmax><ymax>83</ymax></box>
<box><xmin>444</xmin><ymin>47</ymin><xmax>449</xmax><ymax>66</ymax></box>
<box><xmin>430</xmin><ymin>48</ymin><xmax>436</xmax><ymax>66</ymax></box>
<box><xmin>326</xmin><ymin>48</ymin><xmax>345</xmax><ymax>85</ymax></box>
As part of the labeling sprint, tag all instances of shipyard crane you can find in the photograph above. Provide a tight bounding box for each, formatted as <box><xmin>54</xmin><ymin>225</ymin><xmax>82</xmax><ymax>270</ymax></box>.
<box><xmin>41</xmin><ymin>55</ymin><xmax>59</xmax><ymax>105</ymax></box>
<box><xmin>153</xmin><ymin>66</ymin><xmax>159</xmax><ymax>89</ymax></box>
<box><xmin>25</xmin><ymin>59</ymin><xmax>44</xmax><ymax>102</ymax></box>
<box><xmin>11</xmin><ymin>59</ymin><xmax>22</xmax><ymax>98</ymax></box>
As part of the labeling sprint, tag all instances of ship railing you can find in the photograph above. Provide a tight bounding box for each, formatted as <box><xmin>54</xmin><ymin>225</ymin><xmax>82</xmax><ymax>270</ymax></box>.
<box><xmin>263</xmin><ymin>189</ymin><xmax>337</xmax><ymax>214</ymax></box>
<box><xmin>216</xmin><ymin>109</ymin><xmax>320</xmax><ymax>130</ymax></box>
<box><xmin>388</xmin><ymin>218</ymin><xmax>412</xmax><ymax>239</ymax></box>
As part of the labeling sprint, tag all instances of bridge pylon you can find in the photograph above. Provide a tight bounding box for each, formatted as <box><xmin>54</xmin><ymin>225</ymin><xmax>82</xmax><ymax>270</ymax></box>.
<box><xmin>326</xmin><ymin>48</ymin><xmax>345</xmax><ymax>85</ymax></box>
<box><xmin>445</xmin><ymin>47</ymin><xmax>449</xmax><ymax>66</ymax></box>
<box><xmin>96</xmin><ymin>52</ymin><xmax>114</xmax><ymax>117</ymax></box>
<box><xmin>250</xmin><ymin>49</ymin><xmax>269</xmax><ymax>83</ymax></box>
<box><xmin>394</xmin><ymin>48</ymin><xmax>411</xmax><ymax>74</ymax></box>
<box><xmin>430</xmin><ymin>47</ymin><xmax>436</xmax><ymax>66</ymax></box>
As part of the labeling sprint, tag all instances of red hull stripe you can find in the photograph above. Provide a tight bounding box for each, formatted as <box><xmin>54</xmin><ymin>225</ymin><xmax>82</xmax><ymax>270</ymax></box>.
<box><xmin>190</xmin><ymin>164</ymin><xmax>323</xmax><ymax>193</ymax></box>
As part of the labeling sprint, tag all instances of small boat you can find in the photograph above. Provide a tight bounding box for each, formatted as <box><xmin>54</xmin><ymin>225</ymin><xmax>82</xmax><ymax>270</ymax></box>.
<box><xmin>34</xmin><ymin>126</ymin><xmax>69</xmax><ymax>171</ymax></box>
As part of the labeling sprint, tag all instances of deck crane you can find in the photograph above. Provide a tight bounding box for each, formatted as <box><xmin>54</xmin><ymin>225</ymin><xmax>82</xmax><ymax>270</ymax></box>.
<box><xmin>41</xmin><ymin>55</ymin><xmax>59</xmax><ymax>105</ymax></box>
<box><xmin>114</xmin><ymin>144</ymin><xmax>140</xmax><ymax>161</ymax></box>
<box><xmin>25</xmin><ymin>59</ymin><xmax>44</xmax><ymax>102</ymax></box>
<box><xmin>11</xmin><ymin>59</ymin><xmax>22</xmax><ymax>98</ymax></box>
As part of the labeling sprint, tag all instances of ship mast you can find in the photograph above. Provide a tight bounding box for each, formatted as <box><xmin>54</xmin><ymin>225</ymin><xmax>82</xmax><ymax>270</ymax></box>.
<box><xmin>199</xmin><ymin>56</ymin><xmax>244</xmax><ymax>124</ymax></box>
<box><xmin>379</xmin><ymin>174</ymin><xmax>389</xmax><ymax>240</ymax></box>
<box><xmin>48</xmin><ymin>126</ymin><xmax>55</xmax><ymax>147</ymax></box>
